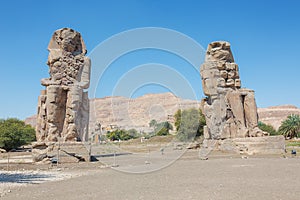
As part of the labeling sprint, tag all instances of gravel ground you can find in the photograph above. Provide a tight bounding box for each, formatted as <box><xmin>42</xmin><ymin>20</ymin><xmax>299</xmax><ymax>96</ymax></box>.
<box><xmin>1</xmin><ymin>150</ymin><xmax>300</xmax><ymax>200</ymax></box>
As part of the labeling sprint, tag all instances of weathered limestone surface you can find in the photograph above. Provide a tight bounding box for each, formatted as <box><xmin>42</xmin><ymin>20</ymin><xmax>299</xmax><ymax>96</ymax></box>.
<box><xmin>200</xmin><ymin>41</ymin><xmax>268</xmax><ymax>140</ymax></box>
<box><xmin>36</xmin><ymin>28</ymin><xmax>90</xmax><ymax>143</ymax></box>
<box><xmin>201</xmin><ymin>136</ymin><xmax>285</xmax><ymax>155</ymax></box>
<box><xmin>199</xmin><ymin>41</ymin><xmax>285</xmax><ymax>157</ymax></box>
<box><xmin>32</xmin><ymin>142</ymin><xmax>90</xmax><ymax>163</ymax></box>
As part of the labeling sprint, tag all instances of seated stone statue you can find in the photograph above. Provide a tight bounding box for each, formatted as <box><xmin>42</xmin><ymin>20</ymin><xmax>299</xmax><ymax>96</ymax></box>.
<box><xmin>200</xmin><ymin>41</ymin><xmax>268</xmax><ymax>139</ymax></box>
<box><xmin>36</xmin><ymin>28</ymin><xmax>90</xmax><ymax>142</ymax></box>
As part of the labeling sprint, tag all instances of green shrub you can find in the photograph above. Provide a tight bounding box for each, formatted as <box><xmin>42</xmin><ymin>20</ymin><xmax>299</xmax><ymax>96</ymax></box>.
<box><xmin>149</xmin><ymin>120</ymin><xmax>173</xmax><ymax>136</ymax></box>
<box><xmin>258</xmin><ymin>121</ymin><xmax>278</xmax><ymax>136</ymax></box>
<box><xmin>0</xmin><ymin>118</ymin><xmax>36</xmax><ymax>151</ymax></box>
<box><xmin>175</xmin><ymin>108</ymin><xmax>206</xmax><ymax>141</ymax></box>
<box><xmin>106</xmin><ymin>129</ymin><xmax>139</xmax><ymax>141</ymax></box>
<box><xmin>149</xmin><ymin>119</ymin><xmax>157</xmax><ymax>128</ymax></box>
<box><xmin>155</xmin><ymin>127</ymin><xmax>169</xmax><ymax>136</ymax></box>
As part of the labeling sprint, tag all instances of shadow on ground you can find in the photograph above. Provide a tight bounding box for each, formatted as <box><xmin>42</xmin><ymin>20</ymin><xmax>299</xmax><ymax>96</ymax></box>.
<box><xmin>0</xmin><ymin>172</ymin><xmax>55</xmax><ymax>184</ymax></box>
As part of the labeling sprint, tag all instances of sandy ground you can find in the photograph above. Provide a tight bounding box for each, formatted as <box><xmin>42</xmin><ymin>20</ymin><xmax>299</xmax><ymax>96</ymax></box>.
<box><xmin>0</xmin><ymin>169</ymin><xmax>79</xmax><ymax>197</ymax></box>
<box><xmin>1</xmin><ymin>150</ymin><xmax>300</xmax><ymax>200</ymax></box>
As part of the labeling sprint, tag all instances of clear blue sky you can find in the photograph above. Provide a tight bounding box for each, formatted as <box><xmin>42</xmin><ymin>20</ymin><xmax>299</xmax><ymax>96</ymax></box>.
<box><xmin>0</xmin><ymin>0</ymin><xmax>299</xmax><ymax>120</ymax></box>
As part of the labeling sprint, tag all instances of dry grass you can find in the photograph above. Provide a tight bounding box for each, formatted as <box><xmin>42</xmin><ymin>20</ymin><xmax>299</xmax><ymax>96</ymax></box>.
<box><xmin>286</xmin><ymin>141</ymin><xmax>300</xmax><ymax>147</ymax></box>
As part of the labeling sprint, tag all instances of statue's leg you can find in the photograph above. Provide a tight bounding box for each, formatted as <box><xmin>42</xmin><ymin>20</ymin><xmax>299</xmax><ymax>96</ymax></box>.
<box><xmin>243</xmin><ymin>91</ymin><xmax>259</xmax><ymax>129</ymax></box>
<box><xmin>36</xmin><ymin>90</ymin><xmax>47</xmax><ymax>141</ymax></box>
<box><xmin>81</xmin><ymin>91</ymin><xmax>89</xmax><ymax>142</ymax></box>
<box><xmin>46</xmin><ymin>85</ymin><xmax>67</xmax><ymax>142</ymax></box>
<box><xmin>226</xmin><ymin>91</ymin><xmax>248</xmax><ymax>137</ymax></box>
<box><xmin>63</xmin><ymin>86</ymin><xmax>83</xmax><ymax>141</ymax></box>
<box><xmin>243</xmin><ymin>90</ymin><xmax>266</xmax><ymax>136</ymax></box>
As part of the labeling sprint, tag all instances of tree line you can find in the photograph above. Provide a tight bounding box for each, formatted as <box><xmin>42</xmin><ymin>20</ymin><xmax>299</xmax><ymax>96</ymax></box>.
<box><xmin>0</xmin><ymin>112</ymin><xmax>299</xmax><ymax>150</ymax></box>
<box><xmin>259</xmin><ymin>114</ymin><xmax>300</xmax><ymax>139</ymax></box>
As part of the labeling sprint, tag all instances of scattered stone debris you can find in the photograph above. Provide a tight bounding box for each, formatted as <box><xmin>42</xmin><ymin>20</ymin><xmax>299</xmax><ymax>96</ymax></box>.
<box><xmin>173</xmin><ymin>143</ymin><xmax>183</xmax><ymax>150</ymax></box>
<box><xmin>145</xmin><ymin>161</ymin><xmax>151</xmax><ymax>165</ymax></box>
<box><xmin>186</xmin><ymin>142</ymin><xmax>200</xmax><ymax>150</ymax></box>
<box><xmin>32</xmin><ymin>142</ymin><xmax>90</xmax><ymax>163</ymax></box>
<box><xmin>0</xmin><ymin>148</ymin><xmax>7</xmax><ymax>153</ymax></box>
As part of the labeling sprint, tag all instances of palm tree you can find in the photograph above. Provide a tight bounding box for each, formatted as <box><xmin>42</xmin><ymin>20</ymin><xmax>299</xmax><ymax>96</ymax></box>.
<box><xmin>278</xmin><ymin>114</ymin><xmax>300</xmax><ymax>139</ymax></box>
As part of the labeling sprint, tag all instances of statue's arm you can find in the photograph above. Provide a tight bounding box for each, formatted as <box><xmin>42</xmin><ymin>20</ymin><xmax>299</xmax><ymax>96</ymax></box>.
<box><xmin>41</xmin><ymin>78</ymin><xmax>60</xmax><ymax>86</ymax></box>
<box><xmin>77</xmin><ymin>57</ymin><xmax>91</xmax><ymax>89</ymax></box>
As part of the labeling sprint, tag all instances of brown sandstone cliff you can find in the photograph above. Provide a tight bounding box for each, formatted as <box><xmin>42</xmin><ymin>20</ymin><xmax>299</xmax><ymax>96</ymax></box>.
<box><xmin>257</xmin><ymin>105</ymin><xmax>300</xmax><ymax>130</ymax></box>
<box><xmin>26</xmin><ymin>93</ymin><xmax>200</xmax><ymax>133</ymax></box>
<box><xmin>25</xmin><ymin>93</ymin><xmax>300</xmax><ymax>133</ymax></box>
<box><xmin>89</xmin><ymin>93</ymin><xmax>200</xmax><ymax>133</ymax></box>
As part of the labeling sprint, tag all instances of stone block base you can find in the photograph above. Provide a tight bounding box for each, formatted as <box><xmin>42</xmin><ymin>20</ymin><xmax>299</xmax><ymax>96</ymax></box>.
<box><xmin>32</xmin><ymin>142</ymin><xmax>91</xmax><ymax>163</ymax></box>
<box><xmin>201</xmin><ymin>136</ymin><xmax>285</xmax><ymax>156</ymax></box>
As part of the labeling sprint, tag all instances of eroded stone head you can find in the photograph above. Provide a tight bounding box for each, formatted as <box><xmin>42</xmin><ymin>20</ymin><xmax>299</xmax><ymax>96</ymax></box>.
<box><xmin>206</xmin><ymin>41</ymin><xmax>234</xmax><ymax>62</ymax></box>
<box><xmin>201</xmin><ymin>41</ymin><xmax>241</xmax><ymax>97</ymax></box>
<box><xmin>43</xmin><ymin>28</ymin><xmax>90</xmax><ymax>87</ymax></box>
<box><xmin>48</xmin><ymin>28</ymin><xmax>87</xmax><ymax>55</ymax></box>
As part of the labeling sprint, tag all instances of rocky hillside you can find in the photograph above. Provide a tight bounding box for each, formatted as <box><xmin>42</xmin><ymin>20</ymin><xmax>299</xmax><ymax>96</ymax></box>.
<box><xmin>24</xmin><ymin>115</ymin><xmax>37</xmax><ymax>128</ymax></box>
<box><xmin>89</xmin><ymin>93</ymin><xmax>200</xmax><ymax>133</ymax></box>
<box><xmin>25</xmin><ymin>93</ymin><xmax>300</xmax><ymax>132</ymax></box>
<box><xmin>26</xmin><ymin>93</ymin><xmax>201</xmax><ymax>133</ymax></box>
<box><xmin>257</xmin><ymin>105</ymin><xmax>300</xmax><ymax>130</ymax></box>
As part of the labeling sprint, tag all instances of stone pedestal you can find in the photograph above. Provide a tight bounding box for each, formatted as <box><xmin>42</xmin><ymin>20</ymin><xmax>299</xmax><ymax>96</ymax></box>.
<box><xmin>32</xmin><ymin>142</ymin><xmax>90</xmax><ymax>163</ymax></box>
<box><xmin>200</xmin><ymin>136</ymin><xmax>285</xmax><ymax>157</ymax></box>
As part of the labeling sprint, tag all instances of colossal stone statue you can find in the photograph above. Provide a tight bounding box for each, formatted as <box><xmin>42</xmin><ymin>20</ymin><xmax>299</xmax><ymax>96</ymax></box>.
<box><xmin>36</xmin><ymin>28</ymin><xmax>90</xmax><ymax>142</ymax></box>
<box><xmin>200</xmin><ymin>41</ymin><xmax>267</xmax><ymax>140</ymax></box>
